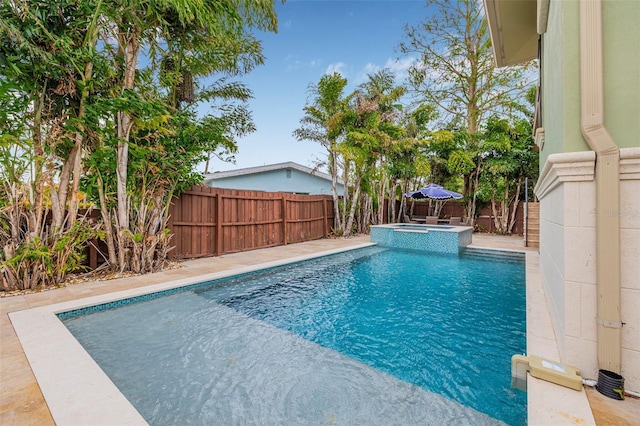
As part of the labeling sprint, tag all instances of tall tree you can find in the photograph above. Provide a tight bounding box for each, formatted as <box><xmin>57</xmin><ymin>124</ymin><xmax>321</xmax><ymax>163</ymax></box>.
<box><xmin>478</xmin><ymin>112</ymin><xmax>538</xmax><ymax>234</ymax></box>
<box><xmin>394</xmin><ymin>105</ymin><xmax>435</xmax><ymax>222</ymax></box>
<box><xmin>399</xmin><ymin>0</ymin><xmax>534</xmax><ymax>224</ymax></box>
<box><xmin>0</xmin><ymin>0</ymin><xmax>105</xmax><ymax>289</ymax></box>
<box><xmin>101</xmin><ymin>0</ymin><xmax>278</xmax><ymax>271</ymax></box>
<box><xmin>0</xmin><ymin>0</ymin><xmax>105</xmax><ymax>234</ymax></box>
<box><xmin>348</xmin><ymin>69</ymin><xmax>406</xmax><ymax>228</ymax></box>
<box><xmin>0</xmin><ymin>0</ymin><xmax>280</xmax><ymax>288</ymax></box>
<box><xmin>293</xmin><ymin>72</ymin><xmax>352</xmax><ymax>233</ymax></box>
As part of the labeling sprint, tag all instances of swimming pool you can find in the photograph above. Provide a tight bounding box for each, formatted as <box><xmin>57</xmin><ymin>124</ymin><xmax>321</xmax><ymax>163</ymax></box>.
<box><xmin>61</xmin><ymin>246</ymin><xmax>526</xmax><ymax>425</ymax></box>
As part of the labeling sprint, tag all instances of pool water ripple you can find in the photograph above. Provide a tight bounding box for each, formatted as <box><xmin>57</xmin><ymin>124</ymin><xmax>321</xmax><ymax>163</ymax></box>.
<box><xmin>63</xmin><ymin>246</ymin><xmax>525</xmax><ymax>425</ymax></box>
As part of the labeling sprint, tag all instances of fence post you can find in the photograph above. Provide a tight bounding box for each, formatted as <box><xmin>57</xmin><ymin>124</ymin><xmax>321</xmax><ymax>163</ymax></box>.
<box><xmin>321</xmin><ymin>198</ymin><xmax>326</xmax><ymax>237</ymax></box>
<box><xmin>525</xmin><ymin>177</ymin><xmax>529</xmax><ymax>245</ymax></box>
<box><xmin>282</xmin><ymin>196</ymin><xmax>288</xmax><ymax>245</ymax></box>
<box><xmin>216</xmin><ymin>192</ymin><xmax>223</xmax><ymax>255</ymax></box>
<box><xmin>89</xmin><ymin>240</ymin><xmax>98</xmax><ymax>270</ymax></box>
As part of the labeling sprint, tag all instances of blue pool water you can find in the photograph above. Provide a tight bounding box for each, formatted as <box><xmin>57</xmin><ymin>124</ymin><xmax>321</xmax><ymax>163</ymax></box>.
<box><xmin>62</xmin><ymin>246</ymin><xmax>526</xmax><ymax>425</ymax></box>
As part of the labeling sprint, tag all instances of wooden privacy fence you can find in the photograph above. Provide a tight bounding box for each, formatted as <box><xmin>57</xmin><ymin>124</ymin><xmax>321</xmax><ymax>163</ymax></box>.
<box><xmin>401</xmin><ymin>200</ymin><xmax>527</xmax><ymax>235</ymax></box>
<box><xmin>167</xmin><ymin>186</ymin><xmax>335</xmax><ymax>259</ymax></box>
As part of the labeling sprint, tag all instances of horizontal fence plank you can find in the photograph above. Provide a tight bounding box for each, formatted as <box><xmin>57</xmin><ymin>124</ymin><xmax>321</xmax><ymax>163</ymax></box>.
<box><xmin>171</xmin><ymin>222</ymin><xmax>217</xmax><ymax>227</ymax></box>
<box><xmin>221</xmin><ymin>219</ymin><xmax>283</xmax><ymax>226</ymax></box>
<box><xmin>286</xmin><ymin>216</ymin><xmax>326</xmax><ymax>223</ymax></box>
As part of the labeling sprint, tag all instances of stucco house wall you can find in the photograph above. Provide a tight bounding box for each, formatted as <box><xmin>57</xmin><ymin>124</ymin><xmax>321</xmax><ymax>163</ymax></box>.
<box><xmin>539</xmin><ymin>0</ymin><xmax>586</xmax><ymax>168</ymax></box>
<box><xmin>602</xmin><ymin>1</ymin><xmax>640</xmax><ymax>150</ymax></box>
<box><xmin>535</xmin><ymin>0</ymin><xmax>640</xmax><ymax>391</ymax></box>
<box><xmin>485</xmin><ymin>0</ymin><xmax>640</xmax><ymax>394</ymax></box>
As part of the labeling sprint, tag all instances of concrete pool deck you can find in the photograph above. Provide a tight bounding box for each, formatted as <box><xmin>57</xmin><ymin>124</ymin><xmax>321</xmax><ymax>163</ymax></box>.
<box><xmin>1</xmin><ymin>234</ymin><xmax>638</xmax><ymax>425</ymax></box>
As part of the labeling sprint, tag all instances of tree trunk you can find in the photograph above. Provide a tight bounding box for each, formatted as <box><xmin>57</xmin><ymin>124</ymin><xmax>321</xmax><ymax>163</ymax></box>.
<box><xmin>204</xmin><ymin>153</ymin><xmax>211</xmax><ymax>174</ymax></box>
<box><xmin>501</xmin><ymin>186</ymin><xmax>509</xmax><ymax>232</ymax></box>
<box><xmin>344</xmin><ymin>173</ymin><xmax>362</xmax><ymax>237</ymax></box>
<box><xmin>377</xmin><ymin>176</ymin><xmax>386</xmax><ymax>224</ymax></box>
<box><xmin>491</xmin><ymin>198</ymin><xmax>501</xmax><ymax>232</ymax></box>
<box><xmin>115</xmin><ymin>29</ymin><xmax>141</xmax><ymax>269</ymax></box>
<box><xmin>51</xmin><ymin>145</ymin><xmax>76</xmax><ymax>232</ymax></box>
<box><xmin>97</xmin><ymin>174</ymin><xmax>117</xmax><ymax>265</ymax></box>
<box><xmin>507</xmin><ymin>176</ymin><xmax>522</xmax><ymax>234</ymax></box>
<box><xmin>359</xmin><ymin>194</ymin><xmax>372</xmax><ymax>233</ymax></box>
<box><xmin>31</xmin><ymin>91</ymin><xmax>46</xmax><ymax>237</ymax></box>
<box><xmin>341</xmin><ymin>161</ymin><xmax>350</xmax><ymax>234</ymax></box>
<box><xmin>501</xmin><ymin>198</ymin><xmax>508</xmax><ymax>231</ymax></box>
<box><xmin>67</xmin><ymin>60</ymin><xmax>94</xmax><ymax>230</ymax></box>
<box><xmin>388</xmin><ymin>181</ymin><xmax>398</xmax><ymax>223</ymax></box>
<box><xmin>467</xmin><ymin>160</ymin><xmax>482</xmax><ymax>228</ymax></box>
<box><xmin>398</xmin><ymin>181</ymin><xmax>408</xmax><ymax>222</ymax></box>
<box><xmin>329</xmin><ymin>148</ymin><xmax>342</xmax><ymax>232</ymax></box>
<box><xmin>66</xmin><ymin>134</ymin><xmax>83</xmax><ymax>230</ymax></box>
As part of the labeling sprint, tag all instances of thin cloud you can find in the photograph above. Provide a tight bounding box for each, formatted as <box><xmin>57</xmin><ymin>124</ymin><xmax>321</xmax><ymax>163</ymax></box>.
<box><xmin>353</xmin><ymin>57</ymin><xmax>417</xmax><ymax>85</ymax></box>
<box><xmin>308</xmin><ymin>59</ymin><xmax>322</xmax><ymax>69</ymax></box>
<box><xmin>325</xmin><ymin>62</ymin><xmax>347</xmax><ymax>76</ymax></box>
<box><xmin>285</xmin><ymin>55</ymin><xmax>324</xmax><ymax>71</ymax></box>
<box><xmin>354</xmin><ymin>63</ymin><xmax>380</xmax><ymax>85</ymax></box>
<box><xmin>384</xmin><ymin>57</ymin><xmax>417</xmax><ymax>81</ymax></box>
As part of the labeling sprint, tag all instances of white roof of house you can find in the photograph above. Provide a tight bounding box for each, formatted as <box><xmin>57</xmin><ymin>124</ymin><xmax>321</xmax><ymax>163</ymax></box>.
<box><xmin>203</xmin><ymin>162</ymin><xmax>343</xmax><ymax>185</ymax></box>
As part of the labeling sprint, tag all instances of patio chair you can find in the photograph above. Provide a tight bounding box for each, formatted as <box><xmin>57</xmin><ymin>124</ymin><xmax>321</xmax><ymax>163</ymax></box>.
<box><xmin>424</xmin><ymin>216</ymin><xmax>438</xmax><ymax>225</ymax></box>
<box><xmin>449</xmin><ymin>216</ymin><xmax>461</xmax><ymax>226</ymax></box>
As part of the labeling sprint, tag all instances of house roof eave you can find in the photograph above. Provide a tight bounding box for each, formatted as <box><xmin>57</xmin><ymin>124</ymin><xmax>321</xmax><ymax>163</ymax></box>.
<box><xmin>484</xmin><ymin>0</ymin><xmax>538</xmax><ymax>68</ymax></box>
<box><xmin>202</xmin><ymin>161</ymin><xmax>344</xmax><ymax>186</ymax></box>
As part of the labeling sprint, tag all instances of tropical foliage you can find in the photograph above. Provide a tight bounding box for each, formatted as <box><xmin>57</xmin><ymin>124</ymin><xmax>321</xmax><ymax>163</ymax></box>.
<box><xmin>295</xmin><ymin>0</ymin><xmax>538</xmax><ymax>236</ymax></box>
<box><xmin>0</xmin><ymin>0</ymin><xmax>278</xmax><ymax>290</ymax></box>
<box><xmin>1</xmin><ymin>0</ymin><xmax>539</xmax><ymax>292</ymax></box>
<box><xmin>399</xmin><ymin>0</ymin><xmax>536</xmax><ymax>225</ymax></box>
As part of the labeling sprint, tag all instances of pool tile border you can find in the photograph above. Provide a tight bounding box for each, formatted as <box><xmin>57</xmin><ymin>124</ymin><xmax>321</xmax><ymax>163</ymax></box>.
<box><xmin>56</xmin><ymin>244</ymin><xmax>383</xmax><ymax>321</ymax></box>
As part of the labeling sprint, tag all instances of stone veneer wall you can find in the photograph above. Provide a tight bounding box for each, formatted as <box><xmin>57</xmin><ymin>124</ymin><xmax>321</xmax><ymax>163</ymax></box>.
<box><xmin>534</xmin><ymin>148</ymin><xmax>640</xmax><ymax>392</ymax></box>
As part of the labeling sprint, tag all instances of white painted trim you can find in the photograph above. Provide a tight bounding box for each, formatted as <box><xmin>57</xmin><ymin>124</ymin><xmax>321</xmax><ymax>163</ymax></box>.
<box><xmin>484</xmin><ymin>0</ymin><xmax>538</xmax><ymax>67</ymax></box>
<box><xmin>620</xmin><ymin>147</ymin><xmax>640</xmax><ymax>180</ymax></box>
<box><xmin>537</xmin><ymin>0</ymin><xmax>550</xmax><ymax>34</ymax></box>
<box><xmin>534</xmin><ymin>151</ymin><xmax>595</xmax><ymax>200</ymax></box>
<box><xmin>535</xmin><ymin>127</ymin><xmax>545</xmax><ymax>150</ymax></box>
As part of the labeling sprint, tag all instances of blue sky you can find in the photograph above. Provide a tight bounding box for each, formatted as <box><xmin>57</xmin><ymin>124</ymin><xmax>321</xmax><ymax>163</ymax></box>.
<box><xmin>202</xmin><ymin>0</ymin><xmax>430</xmax><ymax>173</ymax></box>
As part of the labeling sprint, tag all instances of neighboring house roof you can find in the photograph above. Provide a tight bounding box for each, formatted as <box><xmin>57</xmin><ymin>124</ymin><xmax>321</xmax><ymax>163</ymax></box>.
<box><xmin>202</xmin><ymin>162</ymin><xmax>344</xmax><ymax>195</ymax></box>
<box><xmin>203</xmin><ymin>161</ymin><xmax>340</xmax><ymax>183</ymax></box>
<box><xmin>484</xmin><ymin>0</ymin><xmax>538</xmax><ymax>67</ymax></box>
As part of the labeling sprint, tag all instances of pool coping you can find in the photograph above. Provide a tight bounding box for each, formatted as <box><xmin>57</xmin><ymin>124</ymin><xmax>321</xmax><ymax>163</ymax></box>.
<box><xmin>370</xmin><ymin>223</ymin><xmax>469</xmax><ymax>232</ymax></box>
<box><xmin>9</xmin><ymin>242</ymin><xmax>376</xmax><ymax>426</ymax></box>
<box><xmin>7</xmin><ymin>238</ymin><xmax>596</xmax><ymax>425</ymax></box>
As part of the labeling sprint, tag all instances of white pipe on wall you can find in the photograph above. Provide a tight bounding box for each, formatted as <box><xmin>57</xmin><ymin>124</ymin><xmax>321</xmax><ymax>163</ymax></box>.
<box><xmin>579</xmin><ymin>0</ymin><xmax>622</xmax><ymax>373</ymax></box>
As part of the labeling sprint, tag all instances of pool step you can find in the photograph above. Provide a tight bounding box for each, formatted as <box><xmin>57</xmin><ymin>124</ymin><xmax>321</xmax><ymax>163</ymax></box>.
<box><xmin>460</xmin><ymin>247</ymin><xmax>525</xmax><ymax>262</ymax></box>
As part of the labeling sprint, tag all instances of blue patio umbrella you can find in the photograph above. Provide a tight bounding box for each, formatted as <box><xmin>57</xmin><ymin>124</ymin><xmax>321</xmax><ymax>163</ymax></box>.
<box><xmin>404</xmin><ymin>183</ymin><xmax>463</xmax><ymax>200</ymax></box>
